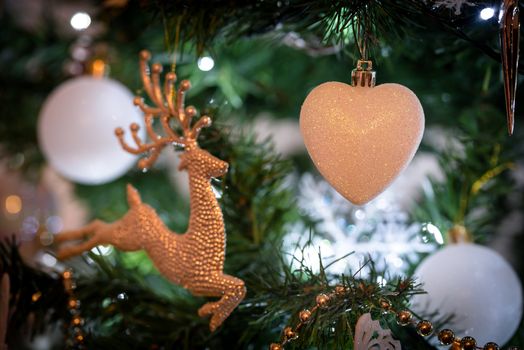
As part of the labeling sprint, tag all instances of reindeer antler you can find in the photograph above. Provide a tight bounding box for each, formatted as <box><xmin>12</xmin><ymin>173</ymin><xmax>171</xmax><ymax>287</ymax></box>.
<box><xmin>115</xmin><ymin>50</ymin><xmax>212</xmax><ymax>170</ymax></box>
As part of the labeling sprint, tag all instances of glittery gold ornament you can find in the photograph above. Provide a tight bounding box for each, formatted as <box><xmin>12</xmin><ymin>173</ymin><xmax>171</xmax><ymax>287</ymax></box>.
<box><xmin>269</xmin><ymin>343</ymin><xmax>283</xmax><ymax>350</ymax></box>
<box><xmin>438</xmin><ymin>329</ymin><xmax>455</xmax><ymax>345</ymax></box>
<box><xmin>449</xmin><ymin>339</ymin><xmax>462</xmax><ymax>350</ymax></box>
<box><xmin>484</xmin><ymin>342</ymin><xmax>500</xmax><ymax>350</ymax></box>
<box><xmin>315</xmin><ymin>293</ymin><xmax>330</xmax><ymax>308</ymax></box>
<box><xmin>300</xmin><ymin>60</ymin><xmax>424</xmax><ymax>205</ymax></box>
<box><xmin>416</xmin><ymin>320</ymin><xmax>433</xmax><ymax>337</ymax></box>
<box><xmin>284</xmin><ymin>326</ymin><xmax>296</xmax><ymax>339</ymax></box>
<box><xmin>396</xmin><ymin>310</ymin><xmax>412</xmax><ymax>326</ymax></box>
<box><xmin>379</xmin><ymin>298</ymin><xmax>391</xmax><ymax>311</ymax></box>
<box><xmin>460</xmin><ymin>336</ymin><xmax>477</xmax><ymax>350</ymax></box>
<box><xmin>299</xmin><ymin>309</ymin><xmax>312</xmax><ymax>322</ymax></box>
<box><xmin>56</xmin><ymin>50</ymin><xmax>246</xmax><ymax>332</ymax></box>
<box><xmin>335</xmin><ymin>285</ymin><xmax>346</xmax><ymax>296</ymax></box>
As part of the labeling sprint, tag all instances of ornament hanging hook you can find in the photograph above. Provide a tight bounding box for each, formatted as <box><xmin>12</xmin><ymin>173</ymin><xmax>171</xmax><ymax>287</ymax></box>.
<box><xmin>351</xmin><ymin>11</ymin><xmax>375</xmax><ymax>87</ymax></box>
<box><xmin>351</xmin><ymin>59</ymin><xmax>376</xmax><ymax>87</ymax></box>
<box><xmin>352</xmin><ymin>15</ymin><xmax>369</xmax><ymax>61</ymax></box>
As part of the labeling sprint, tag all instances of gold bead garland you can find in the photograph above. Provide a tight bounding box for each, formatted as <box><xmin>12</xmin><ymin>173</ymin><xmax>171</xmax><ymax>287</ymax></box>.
<box><xmin>62</xmin><ymin>269</ymin><xmax>86</xmax><ymax>349</ymax></box>
<box><xmin>269</xmin><ymin>287</ymin><xmax>338</xmax><ymax>350</ymax></box>
<box><xmin>270</xmin><ymin>286</ymin><xmax>522</xmax><ymax>350</ymax></box>
<box><xmin>382</xmin><ymin>299</ymin><xmax>520</xmax><ymax>350</ymax></box>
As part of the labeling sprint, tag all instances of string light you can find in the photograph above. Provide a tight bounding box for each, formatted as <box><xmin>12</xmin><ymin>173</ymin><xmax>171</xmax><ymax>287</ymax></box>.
<box><xmin>197</xmin><ymin>56</ymin><xmax>215</xmax><ymax>71</ymax></box>
<box><xmin>70</xmin><ymin>12</ymin><xmax>91</xmax><ymax>31</ymax></box>
<box><xmin>5</xmin><ymin>195</ymin><xmax>22</xmax><ymax>214</ymax></box>
<box><xmin>480</xmin><ymin>7</ymin><xmax>495</xmax><ymax>20</ymax></box>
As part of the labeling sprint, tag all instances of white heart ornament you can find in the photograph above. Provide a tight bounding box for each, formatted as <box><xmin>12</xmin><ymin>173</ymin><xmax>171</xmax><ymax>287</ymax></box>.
<box><xmin>300</xmin><ymin>82</ymin><xmax>424</xmax><ymax>205</ymax></box>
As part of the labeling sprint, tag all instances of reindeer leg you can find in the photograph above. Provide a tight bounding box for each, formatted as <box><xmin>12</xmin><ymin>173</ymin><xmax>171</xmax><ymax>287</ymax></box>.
<box><xmin>56</xmin><ymin>234</ymin><xmax>103</xmax><ymax>260</ymax></box>
<box><xmin>54</xmin><ymin>220</ymin><xmax>107</xmax><ymax>243</ymax></box>
<box><xmin>190</xmin><ymin>273</ymin><xmax>246</xmax><ymax>332</ymax></box>
<box><xmin>55</xmin><ymin>220</ymin><xmax>111</xmax><ymax>260</ymax></box>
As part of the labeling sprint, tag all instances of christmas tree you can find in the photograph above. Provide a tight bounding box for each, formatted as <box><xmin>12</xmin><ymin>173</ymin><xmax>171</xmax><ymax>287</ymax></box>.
<box><xmin>0</xmin><ymin>0</ymin><xmax>523</xmax><ymax>349</ymax></box>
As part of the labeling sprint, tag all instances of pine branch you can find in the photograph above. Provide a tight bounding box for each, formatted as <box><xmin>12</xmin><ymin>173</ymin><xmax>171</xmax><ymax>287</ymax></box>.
<box><xmin>141</xmin><ymin>0</ymin><xmax>522</xmax><ymax>73</ymax></box>
<box><xmin>0</xmin><ymin>238</ymin><xmax>69</xmax><ymax>344</ymax></box>
<box><xmin>412</xmin><ymin>108</ymin><xmax>519</xmax><ymax>241</ymax></box>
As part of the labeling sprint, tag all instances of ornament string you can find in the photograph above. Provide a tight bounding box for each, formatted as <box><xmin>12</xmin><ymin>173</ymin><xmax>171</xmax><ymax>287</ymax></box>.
<box><xmin>62</xmin><ymin>269</ymin><xmax>86</xmax><ymax>349</ymax></box>
<box><xmin>160</xmin><ymin>4</ymin><xmax>183</xmax><ymax>73</ymax></box>
<box><xmin>269</xmin><ymin>285</ymin><xmax>520</xmax><ymax>350</ymax></box>
<box><xmin>352</xmin><ymin>16</ymin><xmax>369</xmax><ymax>61</ymax></box>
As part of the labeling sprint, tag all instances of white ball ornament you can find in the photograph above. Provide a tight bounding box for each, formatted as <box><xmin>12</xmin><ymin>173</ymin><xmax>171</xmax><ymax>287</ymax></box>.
<box><xmin>38</xmin><ymin>76</ymin><xmax>145</xmax><ymax>185</ymax></box>
<box><xmin>412</xmin><ymin>243</ymin><xmax>523</xmax><ymax>346</ymax></box>
<box><xmin>300</xmin><ymin>61</ymin><xmax>424</xmax><ymax>205</ymax></box>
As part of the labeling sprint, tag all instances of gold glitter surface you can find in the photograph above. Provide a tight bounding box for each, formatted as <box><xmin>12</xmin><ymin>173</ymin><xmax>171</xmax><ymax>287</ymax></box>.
<box><xmin>56</xmin><ymin>51</ymin><xmax>245</xmax><ymax>332</ymax></box>
<box><xmin>300</xmin><ymin>81</ymin><xmax>424</xmax><ymax>205</ymax></box>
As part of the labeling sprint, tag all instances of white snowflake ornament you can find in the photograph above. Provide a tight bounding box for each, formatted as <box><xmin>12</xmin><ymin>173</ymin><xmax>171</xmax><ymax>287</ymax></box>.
<box><xmin>432</xmin><ymin>0</ymin><xmax>475</xmax><ymax>15</ymax></box>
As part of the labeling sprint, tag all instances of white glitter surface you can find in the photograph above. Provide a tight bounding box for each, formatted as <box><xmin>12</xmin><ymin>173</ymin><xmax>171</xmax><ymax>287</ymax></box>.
<box><xmin>300</xmin><ymin>82</ymin><xmax>424</xmax><ymax>205</ymax></box>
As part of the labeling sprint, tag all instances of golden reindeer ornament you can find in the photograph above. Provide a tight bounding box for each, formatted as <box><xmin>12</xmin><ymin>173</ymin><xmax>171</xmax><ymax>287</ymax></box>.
<box><xmin>55</xmin><ymin>50</ymin><xmax>246</xmax><ymax>332</ymax></box>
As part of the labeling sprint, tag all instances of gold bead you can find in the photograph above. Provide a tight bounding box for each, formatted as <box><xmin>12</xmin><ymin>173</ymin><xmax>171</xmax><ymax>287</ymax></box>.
<box><xmin>396</xmin><ymin>310</ymin><xmax>412</xmax><ymax>326</ymax></box>
<box><xmin>284</xmin><ymin>327</ymin><xmax>296</xmax><ymax>339</ymax></box>
<box><xmin>334</xmin><ymin>285</ymin><xmax>346</xmax><ymax>296</ymax></box>
<box><xmin>438</xmin><ymin>329</ymin><xmax>455</xmax><ymax>345</ymax></box>
<box><xmin>269</xmin><ymin>343</ymin><xmax>282</xmax><ymax>350</ymax></box>
<box><xmin>379</xmin><ymin>298</ymin><xmax>391</xmax><ymax>310</ymax></box>
<box><xmin>72</xmin><ymin>315</ymin><xmax>83</xmax><ymax>326</ymax></box>
<box><xmin>75</xmin><ymin>334</ymin><xmax>84</xmax><ymax>342</ymax></box>
<box><xmin>32</xmin><ymin>291</ymin><xmax>42</xmax><ymax>303</ymax></box>
<box><xmin>139</xmin><ymin>50</ymin><xmax>151</xmax><ymax>60</ymax></box>
<box><xmin>484</xmin><ymin>342</ymin><xmax>500</xmax><ymax>350</ymax></box>
<box><xmin>68</xmin><ymin>299</ymin><xmax>79</xmax><ymax>309</ymax></box>
<box><xmin>63</xmin><ymin>270</ymin><xmax>73</xmax><ymax>279</ymax></box>
<box><xmin>299</xmin><ymin>309</ymin><xmax>312</xmax><ymax>322</ymax></box>
<box><xmin>416</xmin><ymin>320</ymin><xmax>433</xmax><ymax>337</ymax></box>
<box><xmin>315</xmin><ymin>293</ymin><xmax>330</xmax><ymax>308</ymax></box>
<box><xmin>450</xmin><ymin>339</ymin><xmax>462</xmax><ymax>350</ymax></box>
<box><xmin>461</xmin><ymin>336</ymin><xmax>476</xmax><ymax>350</ymax></box>
<box><xmin>63</xmin><ymin>279</ymin><xmax>75</xmax><ymax>291</ymax></box>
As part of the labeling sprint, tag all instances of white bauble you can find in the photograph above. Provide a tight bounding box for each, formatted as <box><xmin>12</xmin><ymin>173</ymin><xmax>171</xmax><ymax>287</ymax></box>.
<box><xmin>38</xmin><ymin>76</ymin><xmax>145</xmax><ymax>185</ymax></box>
<box><xmin>412</xmin><ymin>243</ymin><xmax>523</xmax><ymax>346</ymax></box>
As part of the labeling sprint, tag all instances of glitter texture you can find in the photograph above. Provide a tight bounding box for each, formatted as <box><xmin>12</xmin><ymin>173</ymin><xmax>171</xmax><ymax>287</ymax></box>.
<box><xmin>300</xmin><ymin>81</ymin><xmax>424</xmax><ymax>205</ymax></box>
<box><xmin>56</xmin><ymin>51</ymin><xmax>245</xmax><ymax>332</ymax></box>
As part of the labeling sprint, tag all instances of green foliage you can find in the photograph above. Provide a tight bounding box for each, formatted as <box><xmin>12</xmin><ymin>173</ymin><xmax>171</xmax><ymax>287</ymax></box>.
<box><xmin>412</xmin><ymin>105</ymin><xmax>518</xmax><ymax>242</ymax></box>
<box><xmin>0</xmin><ymin>237</ymin><xmax>428</xmax><ymax>350</ymax></box>
<box><xmin>1</xmin><ymin>0</ymin><xmax>524</xmax><ymax>348</ymax></box>
<box><xmin>0</xmin><ymin>239</ymin><xmax>68</xmax><ymax>342</ymax></box>
<box><xmin>147</xmin><ymin>0</ymin><xmax>506</xmax><ymax>60</ymax></box>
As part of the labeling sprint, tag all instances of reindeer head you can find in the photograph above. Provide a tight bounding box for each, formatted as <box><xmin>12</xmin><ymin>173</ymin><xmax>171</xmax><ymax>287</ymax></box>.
<box><xmin>178</xmin><ymin>148</ymin><xmax>228</xmax><ymax>178</ymax></box>
<box><xmin>115</xmin><ymin>50</ymin><xmax>224</xmax><ymax>176</ymax></box>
